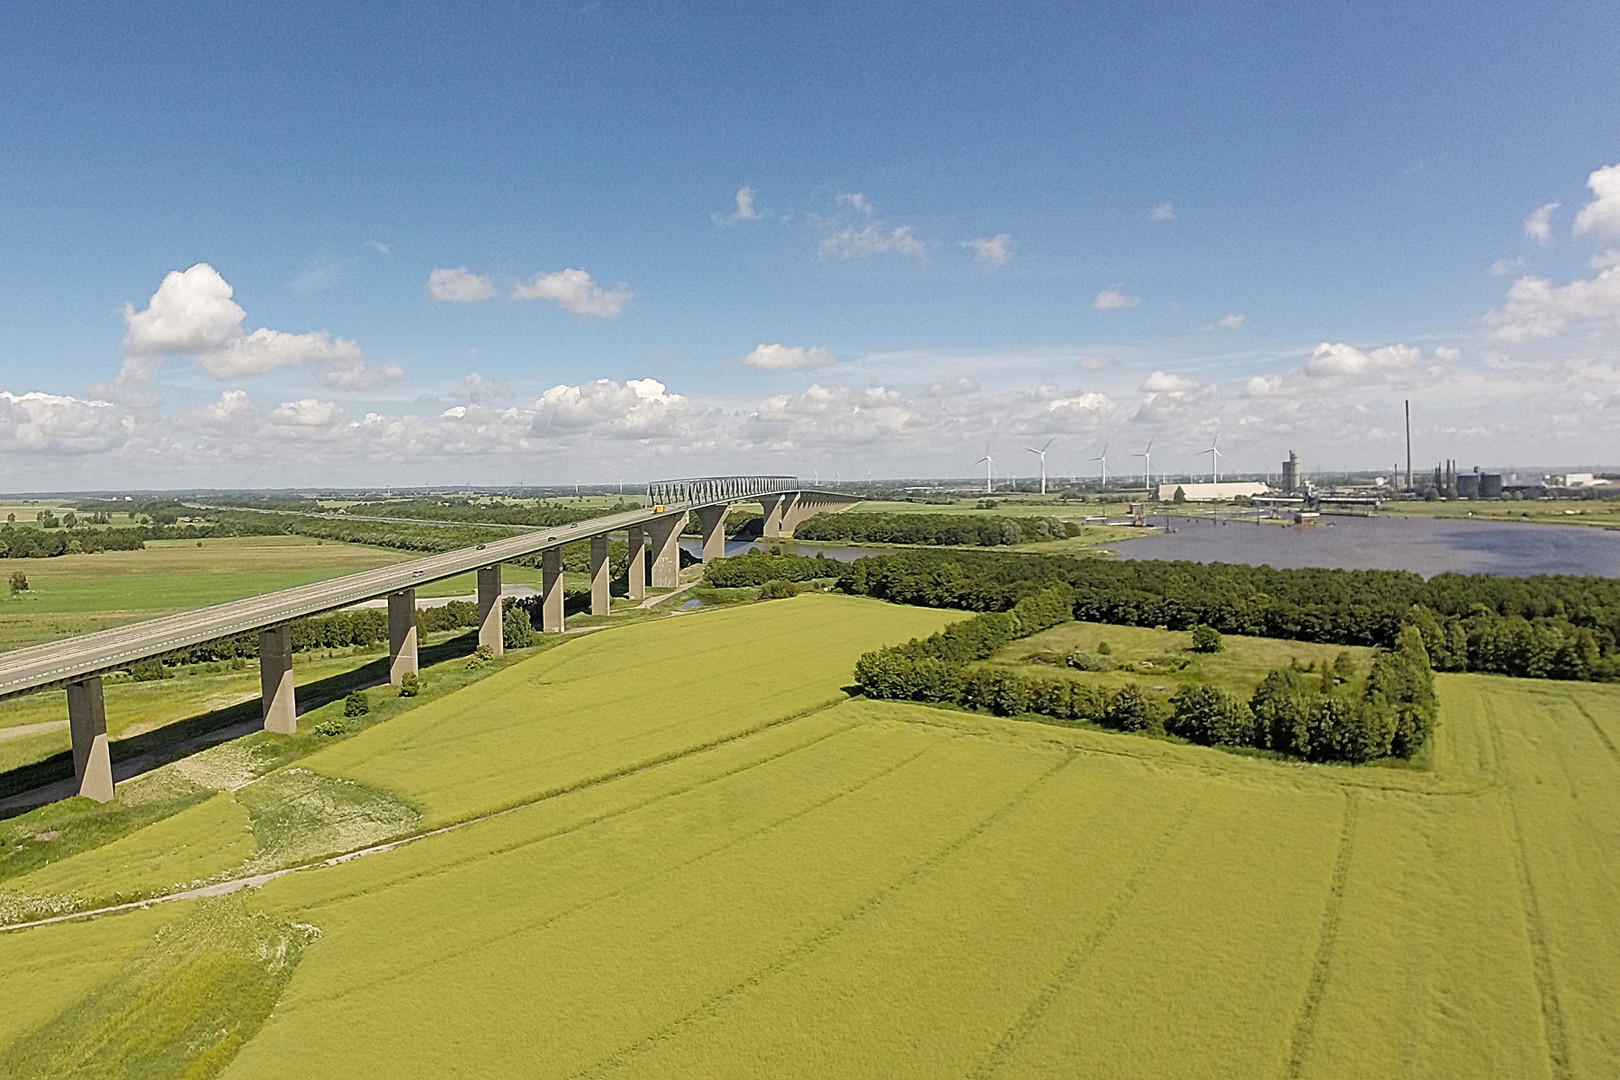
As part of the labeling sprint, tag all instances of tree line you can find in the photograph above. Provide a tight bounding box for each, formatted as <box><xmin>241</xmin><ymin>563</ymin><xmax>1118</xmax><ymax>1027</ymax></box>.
<box><xmin>703</xmin><ymin>550</ymin><xmax>849</xmax><ymax>587</ymax></box>
<box><xmin>835</xmin><ymin>549</ymin><xmax>1620</xmax><ymax>682</ymax></box>
<box><xmin>794</xmin><ymin>512</ymin><xmax>1081</xmax><ymax>547</ymax></box>
<box><xmin>149</xmin><ymin>600</ymin><xmax>486</xmax><ymax>667</ymax></box>
<box><xmin>852</xmin><ymin>581</ymin><xmax>1437</xmax><ymax>764</ymax></box>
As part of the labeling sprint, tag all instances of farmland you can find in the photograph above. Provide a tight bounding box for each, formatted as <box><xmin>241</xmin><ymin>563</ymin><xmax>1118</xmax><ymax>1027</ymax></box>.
<box><xmin>0</xmin><ymin>595</ymin><xmax>1615</xmax><ymax>1077</ymax></box>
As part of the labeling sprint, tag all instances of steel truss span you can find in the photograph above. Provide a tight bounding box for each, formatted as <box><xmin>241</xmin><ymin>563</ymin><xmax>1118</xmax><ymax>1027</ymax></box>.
<box><xmin>646</xmin><ymin>476</ymin><xmax>799</xmax><ymax>506</ymax></box>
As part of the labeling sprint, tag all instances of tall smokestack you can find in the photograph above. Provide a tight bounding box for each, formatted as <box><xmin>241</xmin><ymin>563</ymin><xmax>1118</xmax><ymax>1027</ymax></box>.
<box><xmin>1405</xmin><ymin>400</ymin><xmax>1412</xmax><ymax>490</ymax></box>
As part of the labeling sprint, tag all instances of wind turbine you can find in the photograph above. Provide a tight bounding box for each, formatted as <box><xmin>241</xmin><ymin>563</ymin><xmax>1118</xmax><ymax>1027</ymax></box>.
<box><xmin>1091</xmin><ymin>442</ymin><xmax>1109</xmax><ymax>489</ymax></box>
<box><xmin>1203</xmin><ymin>428</ymin><xmax>1223</xmax><ymax>484</ymax></box>
<box><xmin>1134</xmin><ymin>440</ymin><xmax>1154</xmax><ymax>494</ymax></box>
<box><xmin>975</xmin><ymin>449</ymin><xmax>995</xmax><ymax>494</ymax></box>
<box><xmin>1025</xmin><ymin>437</ymin><xmax>1054</xmax><ymax>496</ymax></box>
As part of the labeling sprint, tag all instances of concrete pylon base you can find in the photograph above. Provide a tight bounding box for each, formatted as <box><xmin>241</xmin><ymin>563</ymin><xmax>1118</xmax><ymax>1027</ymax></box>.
<box><xmin>648</xmin><ymin>514</ymin><xmax>684</xmax><ymax>589</ymax></box>
<box><xmin>626</xmin><ymin>526</ymin><xmax>646</xmax><ymax>600</ymax></box>
<box><xmin>66</xmin><ymin>676</ymin><xmax>114</xmax><ymax>803</ymax></box>
<box><xmin>541</xmin><ymin>548</ymin><xmax>565</xmax><ymax>632</ymax></box>
<box><xmin>388</xmin><ymin>589</ymin><xmax>418</xmax><ymax>685</ymax></box>
<box><xmin>697</xmin><ymin>505</ymin><xmax>729</xmax><ymax>562</ymax></box>
<box><xmin>478</xmin><ymin>565</ymin><xmax>504</xmax><ymax>656</ymax></box>
<box><xmin>259</xmin><ymin>625</ymin><xmax>297</xmax><ymax>734</ymax></box>
<box><xmin>589</xmin><ymin>534</ymin><xmax>610</xmax><ymax>616</ymax></box>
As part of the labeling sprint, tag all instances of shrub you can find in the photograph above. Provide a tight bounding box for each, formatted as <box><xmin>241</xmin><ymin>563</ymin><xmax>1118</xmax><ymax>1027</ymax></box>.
<box><xmin>758</xmin><ymin>579</ymin><xmax>800</xmax><ymax>599</ymax></box>
<box><xmin>1065</xmin><ymin>650</ymin><xmax>1116</xmax><ymax>672</ymax></box>
<box><xmin>398</xmin><ymin>671</ymin><xmax>421</xmax><ymax>698</ymax></box>
<box><xmin>1168</xmin><ymin>685</ymin><xmax>1254</xmax><ymax>747</ymax></box>
<box><xmin>1189</xmin><ymin>625</ymin><xmax>1224</xmax><ymax>653</ymax></box>
<box><xmin>1096</xmin><ymin>641</ymin><xmax>1112</xmax><ymax>655</ymax></box>
<box><xmin>314</xmin><ymin>718</ymin><xmax>346</xmax><ymax>737</ymax></box>
<box><xmin>1105</xmin><ymin>684</ymin><xmax>1164</xmax><ymax>734</ymax></box>
<box><xmin>503</xmin><ymin>602</ymin><xmax>534</xmax><ymax>649</ymax></box>
<box><xmin>465</xmin><ymin>645</ymin><xmax>495</xmax><ymax>670</ymax></box>
<box><xmin>343</xmin><ymin>690</ymin><xmax>370</xmax><ymax>718</ymax></box>
<box><xmin>8</xmin><ymin>570</ymin><xmax>26</xmax><ymax>594</ymax></box>
<box><xmin>130</xmin><ymin>657</ymin><xmax>171</xmax><ymax>681</ymax></box>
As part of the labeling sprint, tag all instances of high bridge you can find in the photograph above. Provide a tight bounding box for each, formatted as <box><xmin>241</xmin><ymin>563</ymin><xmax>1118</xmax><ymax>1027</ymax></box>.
<box><xmin>0</xmin><ymin>477</ymin><xmax>859</xmax><ymax>804</ymax></box>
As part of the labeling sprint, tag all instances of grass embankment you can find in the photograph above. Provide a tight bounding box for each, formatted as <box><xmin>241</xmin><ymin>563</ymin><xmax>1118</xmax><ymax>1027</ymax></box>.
<box><xmin>0</xmin><ymin>597</ymin><xmax>1615</xmax><ymax>1077</ymax></box>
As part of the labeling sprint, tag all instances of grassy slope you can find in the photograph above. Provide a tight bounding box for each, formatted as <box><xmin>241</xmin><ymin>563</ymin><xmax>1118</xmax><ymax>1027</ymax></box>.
<box><xmin>0</xmin><ymin>599</ymin><xmax>1615</xmax><ymax>1078</ymax></box>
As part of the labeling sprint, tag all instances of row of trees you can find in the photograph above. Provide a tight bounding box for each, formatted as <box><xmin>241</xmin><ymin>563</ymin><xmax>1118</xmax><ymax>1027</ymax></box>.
<box><xmin>155</xmin><ymin>600</ymin><xmax>487</xmax><ymax>666</ymax></box>
<box><xmin>703</xmin><ymin>550</ymin><xmax>849</xmax><ymax>587</ymax></box>
<box><xmin>794</xmin><ymin>512</ymin><xmax>1080</xmax><ymax>547</ymax></box>
<box><xmin>339</xmin><ymin>498</ymin><xmax>640</xmax><ymax>529</ymax></box>
<box><xmin>853</xmin><ymin>586</ymin><xmax>1437</xmax><ymax>763</ymax></box>
<box><xmin>835</xmin><ymin>549</ymin><xmax>1620</xmax><ymax>681</ymax></box>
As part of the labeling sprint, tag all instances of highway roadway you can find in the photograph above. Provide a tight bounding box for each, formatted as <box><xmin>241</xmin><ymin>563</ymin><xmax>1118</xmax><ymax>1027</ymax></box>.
<box><xmin>0</xmin><ymin>501</ymin><xmax>675</xmax><ymax>701</ymax></box>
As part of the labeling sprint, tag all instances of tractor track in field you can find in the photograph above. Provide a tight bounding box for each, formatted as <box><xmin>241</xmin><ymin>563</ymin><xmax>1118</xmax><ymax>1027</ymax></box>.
<box><xmin>1569</xmin><ymin>696</ymin><xmax>1620</xmax><ymax>770</ymax></box>
<box><xmin>571</xmin><ymin>749</ymin><xmax>1079</xmax><ymax>1080</ymax></box>
<box><xmin>300</xmin><ymin>726</ymin><xmax>946</xmax><ymax>1001</ymax></box>
<box><xmin>969</xmin><ymin>791</ymin><xmax>1200</xmax><ymax>1080</ymax></box>
<box><xmin>1283</xmin><ymin>788</ymin><xmax>1359</xmax><ymax>1080</ymax></box>
<box><xmin>1484</xmin><ymin>694</ymin><xmax>1573</xmax><ymax>1080</ymax></box>
<box><xmin>0</xmin><ymin>694</ymin><xmax>865</xmax><ymax>934</ymax></box>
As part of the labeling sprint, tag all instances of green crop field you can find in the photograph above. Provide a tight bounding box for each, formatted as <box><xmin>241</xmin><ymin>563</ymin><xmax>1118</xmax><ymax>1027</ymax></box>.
<box><xmin>0</xmin><ymin>595</ymin><xmax>1615</xmax><ymax>1078</ymax></box>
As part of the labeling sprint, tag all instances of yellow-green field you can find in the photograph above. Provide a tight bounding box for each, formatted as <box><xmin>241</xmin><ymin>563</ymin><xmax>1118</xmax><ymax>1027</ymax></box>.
<box><xmin>0</xmin><ymin>595</ymin><xmax>1615</xmax><ymax>1078</ymax></box>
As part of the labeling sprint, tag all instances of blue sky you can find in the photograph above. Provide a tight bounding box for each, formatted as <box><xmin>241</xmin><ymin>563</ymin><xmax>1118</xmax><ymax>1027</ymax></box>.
<box><xmin>1</xmin><ymin>0</ymin><xmax>1617</xmax><ymax>488</ymax></box>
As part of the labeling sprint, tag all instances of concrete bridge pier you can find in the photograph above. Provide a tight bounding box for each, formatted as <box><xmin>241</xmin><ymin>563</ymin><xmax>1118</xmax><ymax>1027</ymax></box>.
<box><xmin>697</xmin><ymin>505</ymin><xmax>729</xmax><ymax>562</ymax></box>
<box><xmin>590</xmin><ymin>535</ymin><xmax>610</xmax><ymax>615</ymax></box>
<box><xmin>541</xmin><ymin>548</ymin><xmax>565</xmax><ymax>632</ymax></box>
<box><xmin>648</xmin><ymin>514</ymin><xmax>684</xmax><ymax>589</ymax></box>
<box><xmin>66</xmin><ymin>676</ymin><xmax>114</xmax><ymax>802</ymax></box>
<box><xmin>759</xmin><ymin>493</ymin><xmax>787</xmax><ymax>538</ymax></box>
<box><xmin>626</xmin><ymin>526</ymin><xmax>646</xmax><ymax>601</ymax></box>
<box><xmin>388</xmin><ymin>589</ymin><xmax>418</xmax><ymax>685</ymax></box>
<box><xmin>259</xmin><ymin>625</ymin><xmax>297</xmax><ymax>734</ymax></box>
<box><xmin>478</xmin><ymin>565</ymin><xmax>504</xmax><ymax>656</ymax></box>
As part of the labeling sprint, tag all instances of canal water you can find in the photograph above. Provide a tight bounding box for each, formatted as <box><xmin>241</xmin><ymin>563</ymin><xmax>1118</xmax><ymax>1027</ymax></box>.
<box><xmin>1114</xmin><ymin>515</ymin><xmax>1620</xmax><ymax>578</ymax></box>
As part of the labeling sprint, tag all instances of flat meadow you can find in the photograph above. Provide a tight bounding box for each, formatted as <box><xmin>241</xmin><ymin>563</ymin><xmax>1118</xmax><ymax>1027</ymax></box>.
<box><xmin>0</xmin><ymin>594</ymin><xmax>1614</xmax><ymax>1078</ymax></box>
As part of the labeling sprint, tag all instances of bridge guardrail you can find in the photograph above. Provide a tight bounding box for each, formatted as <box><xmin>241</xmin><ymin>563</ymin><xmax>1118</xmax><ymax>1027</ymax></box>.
<box><xmin>647</xmin><ymin>476</ymin><xmax>799</xmax><ymax>507</ymax></box>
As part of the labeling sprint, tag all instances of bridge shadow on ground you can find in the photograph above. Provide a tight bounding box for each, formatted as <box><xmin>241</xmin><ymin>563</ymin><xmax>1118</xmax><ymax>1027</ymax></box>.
<box><xmin>0</xmin><ymin>631</ymin><xmax>483</xmax><ymax>814</ymax></box>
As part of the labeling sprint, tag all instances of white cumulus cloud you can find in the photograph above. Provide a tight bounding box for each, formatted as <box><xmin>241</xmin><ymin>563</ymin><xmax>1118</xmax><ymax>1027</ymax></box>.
<box><xmin>1485</xmin><ymin>267</ymin><xmax>1620</xmax><ymax>341</ymax></box>
<box><xmin>712</xmin><ymin>186</ymin><xmax>762</xmax><ymax>226</ymax></box>
<box><xmin>961</xmin><ymin>233</ymin><xmax>1013</xmax><ymax>267</ymax></box>
<box><xmin>428</xmin><ymin>267</ymin><xmax>496</xmax><ymax>302</ymax></box>
<box><xmin>534</xmin><ymin>377</ymin><xmax>684</xmax><ymax>435</ymax></box>
<box><xmin>740</xmin><ymin>344</ymin><xmax>836</xmax><ymax>371</ymax></box>
<box><xmin>122</xmin><ymin>264</ymin><xmax>398</xmax><ymax>388</ymax></box>
<box><xmin>1150</xmin><ymin>203</ymin><xmax>1176</xmax><ymax>222</ymax></box>
<box><xmin>818</xmin><ymin>193</ymin><xmax>926</xmax><ymax>260</ymax></box>
<box><xmin>511</xmin><ymin>268</ymin><xmax>633</xmax><ymax>317</ymax></box>
<box><xmin>1574</xmin><ymin>164</ymin><xmax>1620</xmax><ymax>238</ymax></box>
<box><xmin>1094</xmin><ymin>288</ymin><xmax>1140</xmax><ymax>310</ymax></box>
<box><xmin>270</xmin><ymin>398</ymin><xmax>347</xmax><ymax>428</ymax></box>
<box><xmin>1525</xmin><ymin>203</ymin><xmax>1559</xmax><ymax>244</ymax></box>
<box><xmin>0</xmin><ymin>391</ymin><xmax>131</xmax><ymax>454</ymax></box>
<box><xmin>1139</xmin><ymin>371</ymin><xmax>1202</xmax><ymax>393</ymax></box>
<box><xmin>1303</xmin><ymin>342</ymin><xmax>1423</xmax><ymax>378</ymax></box>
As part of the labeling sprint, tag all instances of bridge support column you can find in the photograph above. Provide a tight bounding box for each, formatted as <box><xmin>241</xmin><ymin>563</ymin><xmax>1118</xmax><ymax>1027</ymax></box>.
<box><xmin>541</xmin><ymin>548</ymin><xmax>565</xmax><ymax>632</ymax></box>
<box><xmin>589</xmin><ymin>534</ymin><xmax>610</xmax><ymax>615</ymax></box>
<box><xmin>648</xmin><ymin>513</ymin><xmax>683</xmax><ymax>589</ymax></box>
<box><xmin>259</xmin><ymin>625</ymin><xmax>297</xmax><ymax>734</ymax></box>
<box><xmin>388</xmin><ymin>589</ymin><xmax>417</xmax><ymax>685</ymax></box>
<box><xmin>697</xmin><ymin>505</ymin><xmax>729</xmax><ymax>562</ymax></box>
<box><xmin>759</xmin><ymin>494</ymin><xmax>785</xmax><ymax>538</ymax></box>
<box><xmin>626</xmin><ymin>526</ymin><xmax>646</xmax><ymax>600</ymax></box>
<box><xmin>66</xmin><ymin>676</ymin><xmax>113</xmax><ymax>802</ymax></box>
<box><xmin>478</xmin><ymin>565</ymin><xmax>503</xmax><ymax>656</ymax></box>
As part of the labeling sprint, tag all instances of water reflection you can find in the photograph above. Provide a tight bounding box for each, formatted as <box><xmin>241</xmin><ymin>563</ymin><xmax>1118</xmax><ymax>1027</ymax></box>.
<box><xmin>1115</xmin><ymin>515</ymin><xmax>1620</xmax><ymax>578</ymax></box>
